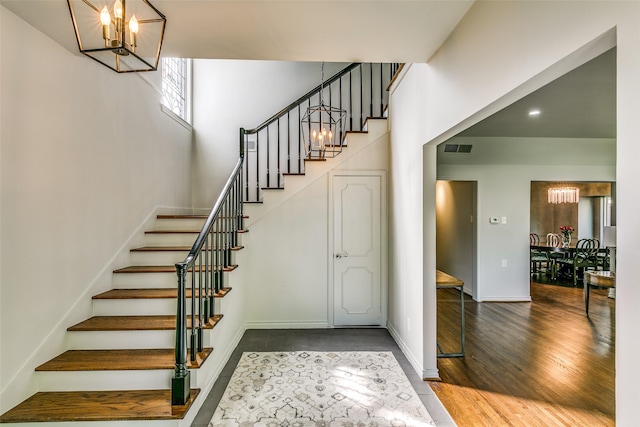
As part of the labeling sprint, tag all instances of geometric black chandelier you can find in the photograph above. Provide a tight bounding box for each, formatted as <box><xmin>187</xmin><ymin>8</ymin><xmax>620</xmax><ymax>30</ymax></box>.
<box><xmin>67</xmin><ymin>0</ymin><xmax>166</xmax><ymax>73</ymax></box>
<box><xmin>300</xmin><ymin>62</ymin><xmax>347</xmax><ymax>159</ymax></box>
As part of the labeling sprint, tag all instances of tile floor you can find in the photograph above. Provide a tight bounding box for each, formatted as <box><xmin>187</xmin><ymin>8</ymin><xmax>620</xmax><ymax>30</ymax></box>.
<box><xmin>190</xmin><ymin>328</ymin><xmax>456</xmax><ymax>426</ymax></box>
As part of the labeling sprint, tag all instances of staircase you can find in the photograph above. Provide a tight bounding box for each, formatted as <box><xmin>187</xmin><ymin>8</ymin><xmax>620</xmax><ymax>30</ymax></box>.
<box><xmin>0</xmin><ymin>62</ymin><xmax>398</xmax><ymax>425</ymax></box>
<box><xmin>0</xmin><ymin>214</ymin><xmax>244</xmax><ymax>426</ymax></box>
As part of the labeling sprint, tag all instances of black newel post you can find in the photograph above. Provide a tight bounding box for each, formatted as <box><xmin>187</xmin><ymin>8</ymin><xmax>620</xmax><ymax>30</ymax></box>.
<box><xmin>172</xmin><ymin>262</ymin><xmax>190</xmax><ymax>405</ymax></box>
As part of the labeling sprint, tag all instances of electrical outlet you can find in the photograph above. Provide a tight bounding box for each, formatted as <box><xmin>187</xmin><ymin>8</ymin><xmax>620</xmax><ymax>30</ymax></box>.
<box><xmin>501</xmin><ymin>216</ymin><xmax>507</xmax><ymax>224</ymax></box>
<box><xmin>407</xmin><ymin>318</ymin><xmax>411</xmax><ymax>331</ymax></box>
<box><xmin>501</xmin><ymin>259</ymin><xmax>508</xmax><ymax>267</ymax></box>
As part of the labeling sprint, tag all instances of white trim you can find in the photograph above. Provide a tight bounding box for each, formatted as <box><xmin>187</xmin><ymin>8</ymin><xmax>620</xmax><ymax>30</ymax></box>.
<box><xmin>244</xmin><ymin>321</ymin><xmax>331</xmax><ymax>329</ymax></box>
<box><xmin>161</xmin><ymin>104</ymin><xmax>193</xmax><ymax>131</ymax></box>
<box><xmin>387</xmin><ymin>322</ymin><xmax>429</xmax><ymax>379</ymax></box>
<box><xmin>478</xmin><ymin>296</ymin><xmax>532</xmax><ymax>302</ymax></box>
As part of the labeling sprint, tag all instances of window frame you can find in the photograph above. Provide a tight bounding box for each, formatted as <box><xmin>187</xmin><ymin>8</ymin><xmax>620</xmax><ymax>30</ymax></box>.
<box><xmin>161</xmin><ymin>57</ymin><xmax>192</xmax><ymax>130</ymax></box>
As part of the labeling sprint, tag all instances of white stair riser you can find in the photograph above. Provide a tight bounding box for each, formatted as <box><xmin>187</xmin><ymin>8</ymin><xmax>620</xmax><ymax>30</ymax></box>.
<box><xmin>112</xmin><ymin>271</ymin><xmax>231</xmax><ymax>289</ymax></box>
<box><xmin>37</xmin><ymin>369</ymin><xmax>195</xmax><ymax>392</ymax></box>
<box><xmin>93</xmin><ymin>298</ymin><xmax>222</xmax><ymax>317</ymax></box>
<box><xmin>144</xmin><ymin>233</ymin><xmax>242</xmax><ymax>247</ymax></box>
<box><xmin>130</xmin><ymin>251</ymin><xmax>189</xmax><ymax>266</ymax></box>
<box><xmin>67</xmin><ymin>330</ymin><xmax>177</xmax><ymax>350</ymax></box>
<box><xmin>66</xmin><ymin>327</ymin><xmax>217</xmax><ymax>350</ymax></box>
<box><xmin>154</xmin><ymin>218</ymin><xmax>207</xmax><ymax>231</ymax></box>
<box><xmin>130</xmin><ymin>250</ymin><xmax>235</xmax><ymax>266</ymax></box>
<box><xmin>112</xmin><ymin>272</ymin><xmax>179</xmax><ymax>288</ymax></box>
<box><xmin>144</xmin><ymin>233</ymin><xmax>201</xmax><ymax>247</ymax></box>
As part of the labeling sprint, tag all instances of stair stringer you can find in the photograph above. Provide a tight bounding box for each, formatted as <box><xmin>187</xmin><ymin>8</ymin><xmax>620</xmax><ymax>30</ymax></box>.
<box><xmin>244</xmin><ymin>118</ymin><xmax>389</xmax><ymax>227</ymax></box>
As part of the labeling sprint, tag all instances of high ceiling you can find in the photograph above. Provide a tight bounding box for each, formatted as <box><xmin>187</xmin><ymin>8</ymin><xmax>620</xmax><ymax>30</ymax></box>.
<box><xmin>2</xmin><ymin>1</ymin><xmax>615</xmax><ymax>140</ymax></box>
<box><xmin>0</xmin><ymin>0</ymin><xmax>473</xmax><ymax>62</ymax></box>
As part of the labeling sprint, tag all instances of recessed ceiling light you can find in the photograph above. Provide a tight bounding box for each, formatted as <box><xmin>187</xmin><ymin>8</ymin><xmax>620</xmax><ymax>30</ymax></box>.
<box><xmin>528</xmin><ymin>109</ymin><xmax>541</xmax><ymax>116</ymax></box>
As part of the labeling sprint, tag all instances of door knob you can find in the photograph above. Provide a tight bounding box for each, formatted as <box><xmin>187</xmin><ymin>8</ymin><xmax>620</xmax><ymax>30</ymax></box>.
<box><xmin>335</xmin><ymin>251</ymin><xmax>349</xmax><ymax>259</ymax></box>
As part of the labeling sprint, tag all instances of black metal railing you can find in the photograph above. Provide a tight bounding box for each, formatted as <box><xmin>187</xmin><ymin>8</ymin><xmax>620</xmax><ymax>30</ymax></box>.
<box><xmin>241</xmin><ymin>62</ymin><xmax>400</xmax><ymax>203</ymax></box>
<box><xmin>171</xmin><ymin>135</ymin><xmax>245</xmax><ymax>405</ymax></box>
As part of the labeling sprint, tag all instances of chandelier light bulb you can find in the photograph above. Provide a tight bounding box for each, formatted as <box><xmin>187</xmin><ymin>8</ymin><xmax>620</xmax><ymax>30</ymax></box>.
<box><xmin>114</xmin><ymin>0</ymin><xmax>123</xmax><ymax>18</ymax></box>
<box><xmin>129</xmin><ymin>15</ymin><xmax>138</xmax><ymax>50</ymax></box>
<box><xmin>100</xmin><ymin>6</ymin><xmax>111</xmax><ymax>42</ymax></box>
<box><xmin>129</xmin><ymin>15</ymin><xmax>139</xmax><ymax>33</ymax></box>
<box><xmin>100</xmin><ymin>6</ymin><xmax>111</xmax><ymax>25</ymax></box>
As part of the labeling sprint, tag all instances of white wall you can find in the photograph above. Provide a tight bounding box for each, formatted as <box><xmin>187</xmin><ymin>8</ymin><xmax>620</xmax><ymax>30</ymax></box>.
<box><xmin>436</xmin><ymin>181</ymin><xmax>476</xmax><ymax>296</ymax></box>
<box><xmin>242</xmin><ymin>131</ymin><xmax>389</xmax><ymax>328</ymax></box>
<box><xmin>0</xmin><ymin>7</ymin><xmax>193</xmax><ymax>411</ymax></box>
<box><xmin>387</xmin><ymin>64</ymin><xmax>437</xmax><ymax>378</ymax></box>
<box><xmin>191</xmin><ymin>60</ymin><xmax>348</xmax><ymax>208</ymax></box>
<box><xmin>388</xmin><ymin>1</ymin><xmax>639</xmax><ymax>423</ymax></box>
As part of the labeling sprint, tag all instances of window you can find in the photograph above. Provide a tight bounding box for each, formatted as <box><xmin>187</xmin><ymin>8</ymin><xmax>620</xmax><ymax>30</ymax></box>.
<box><xmin>161</xmin><ymin>57</ymin><xmax>191</xmax><ymax>125</ymax></box>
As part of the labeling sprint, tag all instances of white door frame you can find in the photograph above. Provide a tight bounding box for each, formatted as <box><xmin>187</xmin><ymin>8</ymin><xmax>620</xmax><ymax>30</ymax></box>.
<box><xmin>328</xmin><ymin>170</ymin><xmax>388</xmax><ymax>327</ymax></box>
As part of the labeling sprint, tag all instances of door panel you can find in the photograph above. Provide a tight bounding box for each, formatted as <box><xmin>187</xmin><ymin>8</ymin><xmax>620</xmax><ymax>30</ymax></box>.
<box><xmin>333</xmin><ymin>175</ymin><xmax>382</xmax><ymax>326</ymax></box>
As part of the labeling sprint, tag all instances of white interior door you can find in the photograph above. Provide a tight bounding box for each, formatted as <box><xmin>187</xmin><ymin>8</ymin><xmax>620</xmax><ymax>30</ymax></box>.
<box><xmin>333</xmin><ymin>174</ymin><xmax>383</xmax><ymax>326</ymax></box>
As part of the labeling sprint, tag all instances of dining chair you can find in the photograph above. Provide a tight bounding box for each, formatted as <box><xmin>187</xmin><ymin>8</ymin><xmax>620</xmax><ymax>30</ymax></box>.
<box><xmin>556</xmin><ymin>238</ymin><xmax>600</xmax><ymax>286</ymax></box>
<box><xmin>545</xmin><ymin>233</ymin><xmax>564</xmax><ymax>279</ymax></box>
<box><xmin>529</xmin><ymin>233</ymin><xmax>549</xmax><ymax>275</ymax></box>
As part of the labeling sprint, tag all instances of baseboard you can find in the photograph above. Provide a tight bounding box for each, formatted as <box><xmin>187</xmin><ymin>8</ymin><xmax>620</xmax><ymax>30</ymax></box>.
<box><xmin>386</xmin><ymin>322</ymin><xmax>429</xmax><ymax>379</ymax></box>
<box><xmin>244</xmin><ymin>321</ymin><xmax>331</xmax><ymax>329</ymax></box>
<box><xmin>479</xmin><ymin>296</ymin><xmax>532</xmax><ymax>302</ymax></box>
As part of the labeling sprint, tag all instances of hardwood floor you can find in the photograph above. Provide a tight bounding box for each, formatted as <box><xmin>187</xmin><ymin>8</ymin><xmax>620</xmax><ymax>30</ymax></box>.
<box><xmin>430</xmin><ymin>281</ymin><xmax>615</xmax><ymax>426</ymax></box>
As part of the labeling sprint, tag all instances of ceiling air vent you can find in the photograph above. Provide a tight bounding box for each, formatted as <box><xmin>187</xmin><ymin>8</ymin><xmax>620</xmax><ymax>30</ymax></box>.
<box><xmin>444</xmin><ymin>144</ymin><xmax>472</xmax><ymax>153</ymax></box>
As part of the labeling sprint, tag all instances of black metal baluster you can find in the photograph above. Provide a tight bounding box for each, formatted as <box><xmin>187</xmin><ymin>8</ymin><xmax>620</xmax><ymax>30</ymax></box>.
<box><xmin>339</xmin><ymin>76</ymin><xmax>343</xmax><ymax>142</ymax></box>
<box><xmin>380</xmin><ymin>63</ymin><xmax>383</xmax><ymax>116</ymax></box>
<box><xmin>349</xmin><ymin>70</ymin><xmax>353</xmax><ymax>131</ymax></box>
<box><xmin>203</xmin><ymin>234</ymin><xmax>209</xmax><ymax>319</ymax></box>
<box><xmin>359</xmin><ymin>66</ymin><xmax>363</xmax><ymax>130</ymax></box>
<box><xmin>370</xmin><ymin>63</ymin><xmax>373</xmax><ymax>118</ymax></box>
<box><xmin>277</xmin><ymin>118</ymin><xmax>281</xmax><ymax>188</ymax></box>
<box><xmin>208</xmin><ymin>229</ymin><xmax>214</xmax><ymax>318</ymax></box>
<box><xmin>297</xmin><ymin>104</ymin><xmax>301</xmax><ymax>172</ymax></box>
<box><xmin>266</xmin><ymin>126</ymin><xmax>270</xmax><ymax>188</ymax></box>
<box><xmin>190</xmin><ymin>266</ymin><xmax>196</xmax><ymax>361</ymax></box>
<box><xmin>307</xmin><ymin>98</ymin><xmax>311</xmax><ymax>156</ymax></box>
<box><xmin>197</xmin><ymin>251</ymin><xmax>203</xmax><ymax>353</ymax></box>
<box><xmin>242</xmin><ymin>129</ymin><xmax>249</xmax><ymax>202</ymax></box>
<box><xmin>287</xmin><ymin>111</ymin><xmax>291</xmax><ymax>174</ymax></box>
<box><xmin>255</xmin><ymin>132</ymin><xmax>260</xmax><ymax>201</ymax></box>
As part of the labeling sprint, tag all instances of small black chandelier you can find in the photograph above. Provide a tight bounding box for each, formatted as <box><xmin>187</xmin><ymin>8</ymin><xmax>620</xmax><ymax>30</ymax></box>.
<box><xmin>67</xmin><ymin>0</ymin><xmax>166</xmax><ymax>73</ymax></box>
<box><xmin>300</xmin><ymin>62</ymin><xmax>347</xmax><ymax>159</ymax></box>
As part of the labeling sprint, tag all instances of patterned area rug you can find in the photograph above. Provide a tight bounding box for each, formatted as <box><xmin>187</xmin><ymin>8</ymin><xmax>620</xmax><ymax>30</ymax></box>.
<box><xmin>209</xmin><ymin>351</ymin><xmax>435</xmax><ymax>426</ymax></box>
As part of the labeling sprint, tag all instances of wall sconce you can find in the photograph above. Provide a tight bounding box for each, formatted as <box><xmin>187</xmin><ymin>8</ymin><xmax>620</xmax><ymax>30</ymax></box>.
<box><xmin>67</xmin><ymin>0</ymin><xmax>166</xmax><ymax>73</ymax></box>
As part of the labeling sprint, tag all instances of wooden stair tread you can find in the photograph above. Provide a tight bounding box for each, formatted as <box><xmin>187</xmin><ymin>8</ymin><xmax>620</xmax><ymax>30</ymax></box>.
<box><xmin>130</xmin><ymin>245</ymin><xmax>243</xmax><ymax>252</ymax></box>
<box><xmin>0</xmin><ymin>389</ymin><xmax>199</xmax><ymax>422</ymax></box>
<box><xmin>68</xmin><ymin>314</ymin><xmax>223</xmax><ymax>331</ymax></box>
<box><xmin>93</xmin><ymin>287</ymin><xmax>232</xmax><ymax>299</ymax></box>
<box><xmin>113</xmin><ymin>264</ymin><xmax>238</xmax><ymax>273</ymax></box>
<box><xmin>36</xmin><ymin>348</ymin><xmax>212</xmax><ymax>371</ymax></box>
